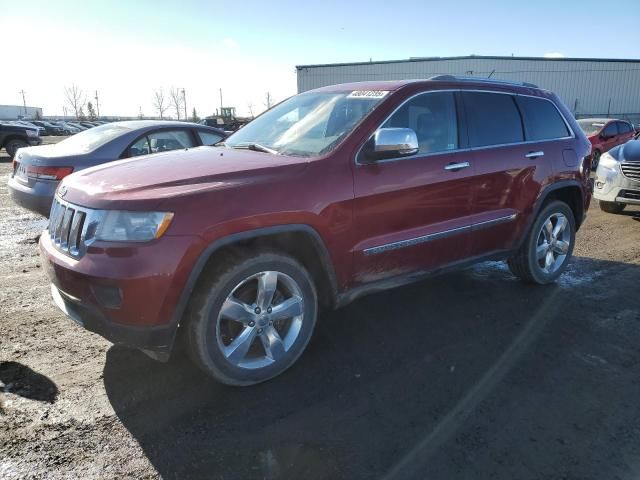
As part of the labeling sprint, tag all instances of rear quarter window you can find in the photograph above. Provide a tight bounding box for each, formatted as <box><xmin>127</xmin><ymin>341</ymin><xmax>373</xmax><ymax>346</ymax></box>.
<box><xmin>462</xmin><ymin>92</ymin><xmax>523</xmax><ymax>147</ymax></box>
<box><xmin>515</xmin><ymin>96</ymin><xmax>570</xmax><ymax>141</ymax></box>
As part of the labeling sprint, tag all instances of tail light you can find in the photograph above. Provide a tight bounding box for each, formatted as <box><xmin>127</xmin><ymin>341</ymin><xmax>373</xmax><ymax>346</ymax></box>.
<box><xmin>27</xmin><ymin>166</ymin><xmax>74</xmax><ymax>180</ymax></box>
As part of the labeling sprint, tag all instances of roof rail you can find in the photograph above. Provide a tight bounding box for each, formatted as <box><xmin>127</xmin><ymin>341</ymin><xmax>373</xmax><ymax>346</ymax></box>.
<box><xmin>428</xmin><ymin>75</ymin><xmax>538</xmax><ymax>88</ymax></box>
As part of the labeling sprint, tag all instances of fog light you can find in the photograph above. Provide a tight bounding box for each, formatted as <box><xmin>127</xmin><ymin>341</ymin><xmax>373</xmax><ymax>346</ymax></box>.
<box><xmin>595</xmin><ymin>181</ymin><xmax>605</xmax><ymax>189</ymax></box>
<box><xmin>90</xmin><ymin>284</ymin><xmax>123</xmax><ymax>309</ymax></box>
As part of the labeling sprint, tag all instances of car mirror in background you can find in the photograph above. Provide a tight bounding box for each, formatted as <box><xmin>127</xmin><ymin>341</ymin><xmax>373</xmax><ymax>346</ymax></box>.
<box><xmin>364</xmin><ymin>127</ymin><xmax>419</xmax><ymax>161</ymax></box>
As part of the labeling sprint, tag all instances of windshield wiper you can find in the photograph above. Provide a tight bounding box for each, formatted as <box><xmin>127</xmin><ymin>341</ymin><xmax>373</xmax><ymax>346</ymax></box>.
<box><xmin>231</xmin><ymin>143</ymin><xmax>279</xmax><ymax>155</ymax></box>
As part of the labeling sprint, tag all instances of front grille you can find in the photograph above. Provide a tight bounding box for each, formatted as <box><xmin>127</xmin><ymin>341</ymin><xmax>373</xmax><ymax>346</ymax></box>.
<box><xmin>621</xmin><ymin>162</ymin><xmax>640</xmax><ymax>181</ymax></box>
<box><xmin>620</xmin><ymin>189</ymin><xmax>640</xmax><ymax>201</ymax></box>
<box><xmin>48</xmin><ymin>197</ymin><xmax>88</xmax><ymax>257</ymax></box>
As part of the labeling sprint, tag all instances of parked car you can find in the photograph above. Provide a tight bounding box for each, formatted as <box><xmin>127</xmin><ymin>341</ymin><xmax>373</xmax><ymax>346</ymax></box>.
<box><xmin>47</xmin><ymin>121</ymin><xmax>77</xmax><ymax>135</ymax></box>
<box><xmin>58</xmin><ymin>122</ymin><xmax>82</xmax><ymax>134</ymax></box>
<box><xmin>39</xmin><ymin>77</ymin><xmax>591</xmax><ymax>386</ymax></box>
<box><xmin>9</xmin><ymin>121</ymin><xmax>227</xmax><ymax>216</ymax></box>
<box><xmin>66</xmin><ymin>122</ymin><xmax>88</xmax><ymax>131</ymax></box>
<box><xmin>29</xmin><ymin>120</ymin><xmax>66</xmax><ymax>136</ymax></box>
<box><xmin>0</xmin><ymin>123</ymin><xmax>42</xmax><ymax>158</ymax></box>
<box><xmin>79</xmin><ymin>122</ymin><xmax>98</xmax><ymax>129</ymax></box>
<box><xmin>12</xmin><ymin>121</ymin><xmax>46</xmax><ymax>136</ymax></box>
<box><xmin>593</xmin><ymin>131</ymin><xmax>640</xmax><ymax>213</ymax></box>
<box><xmin>577</xmin><ymin>118</ymin><xmax>635</xmax><ymax>169</ymax></box>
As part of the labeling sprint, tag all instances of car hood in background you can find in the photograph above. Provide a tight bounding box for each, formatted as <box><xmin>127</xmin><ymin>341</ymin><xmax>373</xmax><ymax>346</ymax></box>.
<box><xmin>60</xmin><ymin>146</ymin><xmax>309</xmax><ymax>208</ymax></box>
<box><xmin>609</xmin><ymin>140</ymin><xmax>640</xmax><ymax>162</ymax></box>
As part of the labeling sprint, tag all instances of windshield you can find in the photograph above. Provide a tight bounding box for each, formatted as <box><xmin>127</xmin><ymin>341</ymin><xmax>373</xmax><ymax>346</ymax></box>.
<box><xmin>577</xmin><ymin>119</ymin><xmax>605</xmax><ymax>136</ymax></box>
<box><xmin>225</xmin><ymin>91</ymin><xmax>388</xmax><ymax>156</ymax></box>
<box><xmin>55</xmin><ymin>123</ymin><xmax>130</xmax><ymax>153</ymax></box>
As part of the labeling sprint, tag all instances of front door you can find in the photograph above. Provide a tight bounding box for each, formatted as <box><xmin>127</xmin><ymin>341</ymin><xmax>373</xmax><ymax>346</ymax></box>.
<box><xmin>351</xmin><ymin>91</ymin><xmax>474</xmax><ymax>284</ymax></box>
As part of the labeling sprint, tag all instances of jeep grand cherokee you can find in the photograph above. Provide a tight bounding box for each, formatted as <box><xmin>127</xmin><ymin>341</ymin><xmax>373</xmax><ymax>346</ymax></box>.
<box><xmin>40</xmin><ymin>76</ymin><xmax>592</xmax><ymax>385</ymax></box>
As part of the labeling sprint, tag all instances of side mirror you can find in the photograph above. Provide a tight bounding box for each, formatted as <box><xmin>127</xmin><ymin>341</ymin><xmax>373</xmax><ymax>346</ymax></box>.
<box><xmin>364</xmin><ymin>128</ymin><xmax>419</xmax><ymax>161</ymax></box>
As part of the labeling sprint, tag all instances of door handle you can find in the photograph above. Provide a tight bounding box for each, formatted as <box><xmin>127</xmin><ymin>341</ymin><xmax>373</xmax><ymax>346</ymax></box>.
<box><xmin>525</xmin><ymin>151</ymin><xmax>545</xmax><ymax>159</ymax></box>
<box><xmin>444</xmin><ymin>161</ymin><xmax>471</xmax><ymax>171</ymax></box>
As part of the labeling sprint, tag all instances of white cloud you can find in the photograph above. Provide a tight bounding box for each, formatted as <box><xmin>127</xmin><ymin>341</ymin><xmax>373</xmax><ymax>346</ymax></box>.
<box><xmin>222</xmin><ymin>38</ymin><xmax>238</xmax><ymax>49</ymax></box>
<box><xmin>543</xmin><ymin>52</ymin><xmax>565</xmax><ymax>58</ymax></box>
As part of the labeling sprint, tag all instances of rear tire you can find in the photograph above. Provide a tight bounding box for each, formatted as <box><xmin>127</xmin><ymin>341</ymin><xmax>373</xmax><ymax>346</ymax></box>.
<box><xmin>508</xmin><ymin>201</ymin><xmax>576</xmax><ymax>284</ymax></box>
<box><xmin>185</xmin><ymin>251</ymin><xmax>318</xmax><ymax>386</ymax></box>
<box><xmin>599</xmin><ymin>201</ymin><xmax>626</xmax><ymax>214</ymax></box>
<box><xmin>591</xmin><ymin>150</ymin><xmax>601</xmax><ymax>170</ymax></box>
<box><xmin>4</xmin><ymin>139</ymin><xmax>29</xmax><ymax>159</ymax></box>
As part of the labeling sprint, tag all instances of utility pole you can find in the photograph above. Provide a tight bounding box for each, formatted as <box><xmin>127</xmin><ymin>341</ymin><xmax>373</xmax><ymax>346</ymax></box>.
<box><xmin>19</xmin><ymin>89</ymin><xmax>27</xmax><ymax>116</ymax></box>
<box><xmin>219</xmin><ymin>88</ymin><xmax>223</xmax><ymax>111</ymax></box>
<box><xmin>94</xmin><ymin>90</ymin><xmax>100</xmax><ymax>118</ymax></box>
<box><xmin>182</xmin><ymin>88</ymin><xmax>187</xmax><ymax>121</ymax></box>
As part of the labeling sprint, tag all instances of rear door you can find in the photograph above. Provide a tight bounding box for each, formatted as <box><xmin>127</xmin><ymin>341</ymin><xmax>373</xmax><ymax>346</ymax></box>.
<box><xmin>462</xmin><ymin>92</ymin><xmax>566</xmax><ymax>257</ymax></box>
<box><xmin>124</xmin><ymin>128</ymin><xmax>196</xmax><ymax>158</ymax></box>
<box><xmin>351</xmin><ymin>91</ymin><xmax>474</xmax><ymax>284</ymax></box>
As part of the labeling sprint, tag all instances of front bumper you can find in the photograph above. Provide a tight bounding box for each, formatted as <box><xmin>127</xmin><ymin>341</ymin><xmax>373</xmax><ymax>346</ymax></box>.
<box><xmin>39</xmin><ymin>230</ymin><xmax>200</xmax><ymax>355</ymax></box>
<box><xmin>8</xmin><ymin>177</ymin><xmax>56</xmax><ymax>217</ymax></box>
<box><xmin>593</xmin><ymin>163</ymin><xmax>640</xmax><ymax>204</ymax></box>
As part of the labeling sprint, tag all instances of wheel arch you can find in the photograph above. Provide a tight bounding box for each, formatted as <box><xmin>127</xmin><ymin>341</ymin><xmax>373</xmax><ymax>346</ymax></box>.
<box><xmin>1</xmin><ymin>134</ymin><xmax>29</xmax><ymax>149</ymax></box>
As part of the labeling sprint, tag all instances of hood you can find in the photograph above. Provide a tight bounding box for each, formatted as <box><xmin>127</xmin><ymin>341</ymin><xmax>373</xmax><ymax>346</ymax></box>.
<box><xmin>609</xmin><ymin>139</ymin><xmax>640</xmax><ymax>162</ymax></box>
<box><xmin>61</xmin><ymin>146</ymin><xmax>309</xmax><ymax>208</ymax></box>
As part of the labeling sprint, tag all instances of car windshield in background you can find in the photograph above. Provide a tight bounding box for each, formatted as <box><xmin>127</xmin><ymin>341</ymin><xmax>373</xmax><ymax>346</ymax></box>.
<box><xmin>55</xmin><ymin>124</ymin><xmax>130</xmax><ymax>153</ymax></box>
<box><xmin>225</xmin><ymin>91</ymin><xmax>388</xmax><ymax>156</ymax></box>
<box><xmin>577</xmin><ymin>120</ymin><xmax>605</xmax><ymax>136</ymax></box>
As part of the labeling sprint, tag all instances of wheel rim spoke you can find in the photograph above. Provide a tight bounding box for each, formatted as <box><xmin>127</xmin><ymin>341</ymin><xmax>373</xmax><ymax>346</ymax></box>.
<box><xmin>536</xmin><ymin>243</ymin><xmax>549</xmax><ymax>261</ymax></box>
<box><xmin>256</xmin><ymin>271</ymin><xmax>278</xmax><ymax>309</ymax></box>
<box><xmin>543</xmin><ymin>220</ymin><xmax>553</xmax><ymax>242</ymax></box>
<box><xmin>545</xmin><ymin>251</ymin><xmax>555</xmax><ymax>270</ymax></box>
<box><xmin>552</xmin><ymin>240</ymin><xmax>570</xmax><ymax>255</ymax></box>
<box><xmin>552</xmin><ymin>215</ymin><xmax>567</xmax><ymax>238</ymax></box>
<box><xmin>260</xmin><ymin>326</ymin><xmax>286</xmax><ymax>361</ymax></box>
<box><xmin>270</xmin><ymin>296</ymin><xmax>303</xmax><ymax>321</ymax></box>
<box><xmin>220</xmin><ymin>297</ymin><xmax>255</xmax><ymax>325</ymax></box>
<box><xmin>224</xmin><ymin>327</ymin><xmax>257</xmax><ymax>363</ymax></box>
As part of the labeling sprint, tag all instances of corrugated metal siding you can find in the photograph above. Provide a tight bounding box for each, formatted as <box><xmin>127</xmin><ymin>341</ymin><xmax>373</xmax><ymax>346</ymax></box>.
<box><xmin>297</xmin><ymin>58</ymin><xmax>640</xmax><ymax>120</ymax></box>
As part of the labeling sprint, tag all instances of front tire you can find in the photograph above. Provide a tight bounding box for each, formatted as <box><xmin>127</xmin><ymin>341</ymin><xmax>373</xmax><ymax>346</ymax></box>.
<box><xmin>599</xmin><ymin>201</ymin><xmax>625</xmax><ymax>214</ymax></box>
<box><xmin>591</xmin><ymin>150</ymin><xmax>601</xmax><ymax>170</ymax></box>
<box><xmin>185</xmin><ymin>251</ymin><xmax>318</xmax><ymax>386</ymax></box>
<box><xmin>508</xmin><ymin>201</ymin><xmax>576</xmax><ymax>284</ymax></box>
<box><xmin>4</xmin><ymin>139</ymin><xmax>29</xmax><ymax>159</ymax></box>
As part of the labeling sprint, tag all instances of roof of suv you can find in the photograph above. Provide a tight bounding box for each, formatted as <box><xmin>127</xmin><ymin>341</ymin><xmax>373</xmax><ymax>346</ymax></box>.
<box><xmin>311</xmin><ymin>75</ymin><xmax>542</xmax><ymax>94</ymax></box>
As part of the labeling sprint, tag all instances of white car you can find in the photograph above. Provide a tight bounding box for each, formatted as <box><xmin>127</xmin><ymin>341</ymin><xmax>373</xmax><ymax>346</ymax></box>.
<box><xmin>593</xmin><ymin>132</ymin><xmax>640</xmax><ymax>213</ymax></box>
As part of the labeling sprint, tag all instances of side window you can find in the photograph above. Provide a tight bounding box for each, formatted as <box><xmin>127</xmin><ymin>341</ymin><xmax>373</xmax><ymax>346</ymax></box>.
<box><xmin>618</xmin><ymin>122</ymin><xmax>631</xmax><ymax>134</ymax></box>
<box><xmin>382</xmin><ymin>92</ymin><xmax>458</xmax><ymax>154</ymax></box>
<box><xmin>128</xmin><ymin>136</ymin><xmax>151</xmax><ymax>157</ymax></box>
<box><xmin>147</xmin><ymin>129</ymin><xmax>195</xmax><ymax>153</ymax></box>
<box><xmin>515</xmin><ymin>96</ymin><xmax>570</xmax><ymax>141</ymax></box>
<box><xmin>462</xmin><ymin>92</ymin><xmax>523</xmax><ymax>147</ymax></box>
<box><xmin>197</xmin><ymin>130</ymin><xmax>224</xmax><ymax>146</ymax></box>
<box><xmin>603</xmin><ymin>123</ymin><xmax>618</xmax><ymax>137</ymax></box>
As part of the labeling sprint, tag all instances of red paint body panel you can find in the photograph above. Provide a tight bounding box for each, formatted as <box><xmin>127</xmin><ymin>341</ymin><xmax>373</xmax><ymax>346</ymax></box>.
<box><xmin>39</xmin><ymin>78</ymin><xmax>592</xmax><ymax>352</ymax></box>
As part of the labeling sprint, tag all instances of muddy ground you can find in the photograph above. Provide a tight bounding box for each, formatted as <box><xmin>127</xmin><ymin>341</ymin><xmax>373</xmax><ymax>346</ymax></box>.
<box><xmin>1</xmin><ymin>142</ymin><xmax>640</xmax><ymax>479</ymax></box>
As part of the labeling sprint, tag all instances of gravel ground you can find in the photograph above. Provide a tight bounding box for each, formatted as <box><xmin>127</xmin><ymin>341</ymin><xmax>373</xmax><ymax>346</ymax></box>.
<box><xmin>1</xmin><ymin>142</ymin><xmax>639</xmax><ymax>479</ymax></box>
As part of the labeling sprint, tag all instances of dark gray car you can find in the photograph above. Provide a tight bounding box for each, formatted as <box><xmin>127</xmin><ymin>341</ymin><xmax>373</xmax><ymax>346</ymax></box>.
<box><xmin>8</xmin><ymin>120</ymin><xmax>227</xmax><ymax>217</ymax></box>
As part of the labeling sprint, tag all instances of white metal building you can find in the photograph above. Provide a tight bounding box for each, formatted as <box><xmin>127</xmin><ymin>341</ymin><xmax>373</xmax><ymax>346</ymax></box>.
<box><xmin>296</xmin><ymin>55</ymin><xmax>640</xmax><ymax>122</ymax></box>
<box><xmin>0</xmin><ymin>105</ymin><xmax>43</xmax><ymax>120</ymax></box>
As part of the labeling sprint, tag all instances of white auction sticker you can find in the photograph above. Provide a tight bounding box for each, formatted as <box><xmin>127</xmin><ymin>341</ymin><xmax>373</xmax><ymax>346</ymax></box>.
<box><xmin>347</xmin><ymin>90</ymin><xmax>389</xmax><ymax>99</ymax></box>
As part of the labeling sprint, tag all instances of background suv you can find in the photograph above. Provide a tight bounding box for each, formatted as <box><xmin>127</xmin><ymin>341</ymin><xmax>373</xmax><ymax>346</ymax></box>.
<box><xmin>40</xmin><ymin>77</ymin><xmax>591</xmax><ymax>386</ymax></box>
<box><xmin>577</xmin><ymin>118</ymin><xmax>635</xmax><ymax>168</ymax></box>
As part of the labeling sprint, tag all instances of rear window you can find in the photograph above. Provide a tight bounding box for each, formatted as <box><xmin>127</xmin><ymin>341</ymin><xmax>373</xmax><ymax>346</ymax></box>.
<box><xmin>515</xmin><ymin>96</ymin><xmax>570</xmax><ymax>141</ymax></box>
<box><xmin>618</xmin><ymin>122</ymin><xmax>632</xmax><ymax>134</ymax></box>
<box><xmin>462</xmin><ymin>92</ymin><xmax>523</xmax><ymax>147</ymax></box>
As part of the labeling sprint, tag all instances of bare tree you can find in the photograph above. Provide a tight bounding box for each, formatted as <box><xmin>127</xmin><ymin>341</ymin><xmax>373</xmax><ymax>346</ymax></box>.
<box><xmin>64</xmin><ymin>85</ymin><xmax>86</xmax><ymax>119</ymax></box>
<box><xmin>152</xmin><ymin>88</ymin><xmax>169</xmax><ymax>119</ymax></box>
<box><xmin>169</xmin><ymin>87</ymin><xmax>184</xmax><ymax>120</ymax></box>
<box><xmin>264</xmin><ymin>92</ymin><xmax>274</xmax><ymax>110</ymax></box>
<box><xmin>247</xmin><ymin>101</ymin><xmax>255</xmax><ymax>118</ymax></box>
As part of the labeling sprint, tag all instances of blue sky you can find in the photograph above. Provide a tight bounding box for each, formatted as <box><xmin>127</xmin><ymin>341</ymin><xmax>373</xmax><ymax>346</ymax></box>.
<box><xmin>1</xmin><ymin>0</ymin><xmax>637</xmax><ymax>117</ymax></box>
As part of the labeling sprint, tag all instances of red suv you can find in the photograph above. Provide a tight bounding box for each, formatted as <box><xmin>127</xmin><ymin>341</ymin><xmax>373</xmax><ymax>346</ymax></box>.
<box><xmin>40</xmin><ymin>76</ymin><xmax>592</xmax><ymax>385</ymax></box>
<box><xmin>577</xmin><ymin>118</ymin><xmax>636</xmax><ymax>168</ymax></box>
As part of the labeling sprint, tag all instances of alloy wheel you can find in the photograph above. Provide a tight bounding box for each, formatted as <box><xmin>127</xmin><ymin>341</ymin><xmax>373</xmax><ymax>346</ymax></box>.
<box><xmin>535</xmin><ymin>212</ymin><xmax>571</xmax><ymax>274</ymax></box>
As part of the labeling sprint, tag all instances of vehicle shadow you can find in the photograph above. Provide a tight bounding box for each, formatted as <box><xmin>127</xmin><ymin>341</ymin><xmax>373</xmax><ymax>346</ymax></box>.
<box><xmin>103</xmin><ymin>256</ymin><xmax>640</xmax><ymax>479</ymax></box>
<box><xmin>0</xmin><ymin>361</ymin><xmax>58</xmax><ymax>405</ymax></box>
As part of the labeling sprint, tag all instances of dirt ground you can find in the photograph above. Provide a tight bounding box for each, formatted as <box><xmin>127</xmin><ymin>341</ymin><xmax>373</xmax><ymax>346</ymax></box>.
<box><xmin>1</xmin><ymin>141</ymin><xmax>640</xmax><ymax>479</ymax></box>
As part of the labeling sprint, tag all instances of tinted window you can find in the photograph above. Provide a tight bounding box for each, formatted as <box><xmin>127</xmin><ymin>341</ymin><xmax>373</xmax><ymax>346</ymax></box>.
<box><xmin>603</xmin><ymin>122</ymin><xmax>618</xmax><ymax>137</ymax></box>
<box><xmin>515</xmin><ymin>96</ymin><xmax>569</xmax><ymax>141</ymax></box>
<box><xmin>382</xmin><ymin>92</ymin><xmax>458</xmax><ymax>154</ymax></box>
<box><xmin>147</xmin><ymin>129</ymin><xmax>194</xmax><ymax>152</ymax></box>
<box><xmin>462</xmin><ymin>92</ymin><xmax>523</xmax><ymax>147</ymax></box>
<box><xmin>198</xmin><ymin>130</ymin><xmax>224</xmax><ymax>146</ymax></box>
<box><xmin>618</xmin><ymin>122</ymin><xmax>632</xmax><ymax>134</ymax></box>
<box><xmin>129</xmin><ymin>136</ymin><xmax>151</xmax><ymax>157</ymax></box>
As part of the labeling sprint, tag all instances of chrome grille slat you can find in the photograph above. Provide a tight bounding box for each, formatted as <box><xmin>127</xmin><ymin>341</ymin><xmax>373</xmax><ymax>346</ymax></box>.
<box><xmin>621</xmin><ymin>162</ymin><xmax>640</xmax><ymax>181</ymax></box>
<box><xmin>48</xmin><ymin>197</ymin><xmax>93</xmax><ymax>259</ymax></box>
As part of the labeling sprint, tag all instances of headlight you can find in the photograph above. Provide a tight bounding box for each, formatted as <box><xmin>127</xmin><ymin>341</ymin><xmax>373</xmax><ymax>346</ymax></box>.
<box><xmin>25</xmin><ymin>129</ymin><xmax>38</xmax><ymax>137</ymax></box>
<box><xmin>91</xmin><ymin>211</ymin><xmax>174</xmax><ymax>242</ymax></box>
<box><xmin>598</xmin><ymin>152</ymin><xmax>619</xmax><ymax>170</ymax></box>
